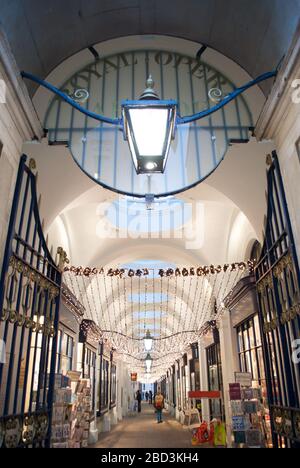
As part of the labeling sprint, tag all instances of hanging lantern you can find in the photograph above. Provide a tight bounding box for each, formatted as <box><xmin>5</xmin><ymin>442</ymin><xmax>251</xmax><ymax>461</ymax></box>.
<box><xmin>122</xmin><ymin>76</ymin><xmax>177</xmax><ymax>175</ymax></box>
<box><xmin>144</xmin><ymin>329</ymin><xmax>153</xmax><ymax>352</ymax></box>
<box><xmin>145</xmin><ymin>353</ymin><xmax>153</xmax><ymax>373</ymax></box>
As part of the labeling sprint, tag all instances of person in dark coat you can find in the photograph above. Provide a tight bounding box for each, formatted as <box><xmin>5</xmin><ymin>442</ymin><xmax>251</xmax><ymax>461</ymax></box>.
<box><xmin>135</xmin><ymin>390</ymin><xmax>142</xmax><ymax>412</ymax></box>
<box><xmin>149</xmin><ymin>390</ymin><xmax>153</xmax><ymax>404</ymax></box>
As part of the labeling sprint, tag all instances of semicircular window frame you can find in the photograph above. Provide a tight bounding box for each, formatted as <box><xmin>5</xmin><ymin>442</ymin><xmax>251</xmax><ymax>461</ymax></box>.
<box><xmin>44</xmin><ymin>49</ymin><xmax>253</xmax><ymax>198</ymax></box>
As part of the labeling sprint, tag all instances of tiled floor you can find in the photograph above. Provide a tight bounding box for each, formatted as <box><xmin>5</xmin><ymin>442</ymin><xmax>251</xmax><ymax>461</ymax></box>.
<box><xmin>92</xmin><ymin>403</ymin><xmax>193</xmax><ymax>448</ymax></box>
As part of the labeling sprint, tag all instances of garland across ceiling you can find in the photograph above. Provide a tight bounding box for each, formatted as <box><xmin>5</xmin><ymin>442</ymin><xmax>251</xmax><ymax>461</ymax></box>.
<box><xmin>63</xmin><ymin>259</ymin><xmax>256</xmax><ymax>278</ymax></box>
<box><xmin>63</xmin><ymin>262</ymin><xmax>250</xmax><ymax>381</ymax></box>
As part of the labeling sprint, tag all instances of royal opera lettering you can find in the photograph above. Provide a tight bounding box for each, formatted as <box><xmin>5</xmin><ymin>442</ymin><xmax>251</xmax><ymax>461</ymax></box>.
<box><xmin>62</xmin><ymin>51</ymin><xmax>227</xmax><ymax>98</ymax></box>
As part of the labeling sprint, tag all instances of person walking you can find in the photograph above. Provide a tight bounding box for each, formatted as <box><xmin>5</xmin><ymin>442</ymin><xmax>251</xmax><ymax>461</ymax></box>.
<box><xmin>135</xmin><ymin>389</ymin><xmax>142</xmax><ymax>413</ymax></box>
<box><xmin>148</xmin><ymin>390</ymin><xmax>153</xmax><ymax>405</ymax></box>
<box><xmin>154</xmin><ymin>389</ymin><xmax>164</xmax><ymax>423</ymax></box>
<box><xmin>145</xmin><ymin>391</ymin><xmax>149</xmax><ymax>402</ymax></box>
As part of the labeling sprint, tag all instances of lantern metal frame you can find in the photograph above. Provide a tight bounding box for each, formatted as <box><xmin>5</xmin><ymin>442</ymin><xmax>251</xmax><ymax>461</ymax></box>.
<box><xmin>121</xmin><ymin>98</ymin><xmax>177</xmax><ymax>174</ymax></box>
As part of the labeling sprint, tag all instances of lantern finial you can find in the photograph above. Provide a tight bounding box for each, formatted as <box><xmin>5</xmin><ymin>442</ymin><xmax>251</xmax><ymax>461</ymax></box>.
<box><xmin>140</xmin><ymin>75</ymin><xmax>159</xmax><ymax>100</ymax></box>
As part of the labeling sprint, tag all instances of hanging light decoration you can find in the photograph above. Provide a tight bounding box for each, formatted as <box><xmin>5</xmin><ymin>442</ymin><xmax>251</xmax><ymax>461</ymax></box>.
<box><xmin>145</xmin><ymin>353</ymin><xmax>153</xmax><ymax>373</ymax></box>
<box><xmin>144</xmin><ymin>329</ymin><xmax>153</xmax><ymax>352</ymax></box>
<box><xmin>122</xmin><ymin>76</ymin><xmax>177</xmax><ymax>174</ymax></box>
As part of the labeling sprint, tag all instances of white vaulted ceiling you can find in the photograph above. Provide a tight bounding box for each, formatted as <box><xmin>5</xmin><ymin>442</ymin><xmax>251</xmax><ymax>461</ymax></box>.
<box><xmin>1</xmin><ymin>0</ymin><xmax>299</xmax><ymax>95</ymax></box>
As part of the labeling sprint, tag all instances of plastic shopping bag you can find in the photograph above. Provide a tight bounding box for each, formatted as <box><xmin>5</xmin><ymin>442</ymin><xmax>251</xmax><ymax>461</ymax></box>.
<box><xmin>214</xmin><ymin>421</ymin><xmax>227</xmax><ymax>447</ymax></box>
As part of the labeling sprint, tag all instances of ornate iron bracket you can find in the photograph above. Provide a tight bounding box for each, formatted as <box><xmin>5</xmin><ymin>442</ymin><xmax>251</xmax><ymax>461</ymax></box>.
<box><xmin>21</xmin><ymin>70</ymin><xmax>277</xmax><ymax>127</ymax></box>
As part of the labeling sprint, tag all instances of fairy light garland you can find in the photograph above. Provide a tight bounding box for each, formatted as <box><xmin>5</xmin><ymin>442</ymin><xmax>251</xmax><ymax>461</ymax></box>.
<box><xmin>63</xmin><ymin>261</ymin><xmax>253</xmax><ymax>378</ymax></box>
<box><xmin>64</xmin><ymin>260</ymin><xmax>256</xmax><ymax>278</ymax></box>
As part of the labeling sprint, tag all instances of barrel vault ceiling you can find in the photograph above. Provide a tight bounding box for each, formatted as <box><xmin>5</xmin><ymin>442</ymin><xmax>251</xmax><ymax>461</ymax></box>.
<box><xmin>1</xmin><ymin>0</ymin><xmax>300</xmax><ymax>95</ymax></box>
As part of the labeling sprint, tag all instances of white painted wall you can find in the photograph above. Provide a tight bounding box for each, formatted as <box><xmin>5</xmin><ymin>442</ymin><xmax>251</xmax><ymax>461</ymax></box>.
<box><xmin>0</xmin><ymin>29</ymin><xmax>42</xmax><ymax>270</ymax></box>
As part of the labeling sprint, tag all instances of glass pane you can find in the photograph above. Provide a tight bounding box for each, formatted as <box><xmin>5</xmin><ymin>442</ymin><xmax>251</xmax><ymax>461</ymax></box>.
<box><xmin>257</xmin><ymin>347</ymin><xmax>265</xmax><ymax>380</ymax></box>
<box><xmin>240</xmin><ymin>354</ymin><xmax>246</xmax><ymax>373</ymax></box>
<box><xmin>254</xmin><ymin>315</ymin><xmax>262</xmax><ymax>346</ymax></box>
<box><xmin>245</xmin><ymin>351</ymin><xmax>252</xmax><ymax>374</ymax></box>
<box><xmin>251</xmin><ymin>350</ymin><xmax>259</xmax><ymax>381</ymax></box>
<box><xmin>238</xmin><ymin>329</ymin><xmax>244</xmax><ymax>352</ymax></box>
<box><xmin>248</xmin><ymin>322</ymin><xmax>255</xmax><ymax>349</ymax></box>
<box><xmin>243</xmin><ymin>329</ymin><xmax>249</xmax><ymax>351</ymax></box>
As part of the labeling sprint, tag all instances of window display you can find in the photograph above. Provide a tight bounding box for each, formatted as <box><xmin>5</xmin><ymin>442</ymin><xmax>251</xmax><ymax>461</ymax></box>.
<box><xmin>56</xmin><ymin>331</ymin><xmax>74</xmax><ymax>375</ymax></box>
<box><xmin>236</xmin><ymin>315</ymin><xmax>272</xmax><ymax>446</ymax></box>
<box><xmin>83</xmin><ymin>346</ymin><xmax>96</xmax><ymax>409</ymax></box>
<box><xmin>100</xmin><ymin>359</ymin><xmax>110</xmax><ymax>413</ymax></box>
<box><xmin>206</xmin><ymin>344</ymin><xmax>223</xmax><ymax>419</ymax></box>
<box><xmin>110</xmin><ymin>364</ymin><xmax>117</xmax><ymax>407</ymax></box>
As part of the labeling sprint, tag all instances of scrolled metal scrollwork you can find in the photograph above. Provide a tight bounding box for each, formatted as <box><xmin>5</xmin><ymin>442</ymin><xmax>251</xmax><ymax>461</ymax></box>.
<box><xmin>273</xmin><ymin>253</ymin><xmax>300</xmax><ymax>326</ymax></box>
<box><xmin>4</xmin><ymin>417</ymin><xmax>22</xmax><ymax>449</ymax></box>
<box><xmin>282</xmin><ymin>410</ymin><xmax>293</xmax><ymax>438</ymax></box>
<box><xmin>1</xmin><ymin>256</ymin><xmax>59</xmax><ymax>338</ymax></box>
<box><xmin>22</xmin><ymin>415</ymin><xmax>36</xmax><ymax>446</ymax></box>
<box><xmin>293</xmin><ymin>411</ymin><xmax>300</xmax><ymax>440</ymax></box>
<box><xmin>208</xmin><ymin>87</ymin><xmax>223</xmax><ymax>103</ymax></box>
<box><xmin>272</xmin><ymin>407</ymin><xmax>283</xmax><ymax>434</ymax></box>
<box><xmin>35</xmin><ymin>413</ymin><xmax>49</xmax><ymax>443</ymax></box>
<box><xmin>69</xmin><ymin>88</ymin><xmax>89</xmax><ymax>103</ymax></box>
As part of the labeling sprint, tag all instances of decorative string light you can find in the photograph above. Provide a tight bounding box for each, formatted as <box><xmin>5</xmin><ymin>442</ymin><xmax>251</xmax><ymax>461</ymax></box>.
<box><xmin>63</xmin><ymin>260</ymin><xmax>256</xmax><ymax>278</ymax></box>
<box><xmin>63</xmin><ymin>262</ymin><xmax>249</xmax><ymax>379</ymax></box>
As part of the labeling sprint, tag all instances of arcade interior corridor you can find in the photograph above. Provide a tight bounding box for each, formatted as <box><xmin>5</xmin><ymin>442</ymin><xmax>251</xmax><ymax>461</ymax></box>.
<box><xmin>0</xmin><ymin>0</ymin><xmax>300</xmax><ymax>452</ymax></box>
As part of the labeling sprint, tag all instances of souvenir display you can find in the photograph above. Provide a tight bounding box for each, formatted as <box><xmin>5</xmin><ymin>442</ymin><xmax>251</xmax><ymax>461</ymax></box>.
<box><xmin>229</xmin><ymin>383</ymin><xmax>242</xmax><ymax>401</ymax></box>
<box><xmin>243</xmin><ymin>401</ymin><xmax>259</xmax><ymax>415</ymax></box>
<box><xmin>234</xmin><ymin>431</ymin><xmax>246</xmax><ymax>444</ymax></box>
<box><xmin>242</xmin><ymin>388</ymin><xmax>254</xmax><ymax>400</ymax></box>
<box><xmin>51</xmin><ymin>374</ymin><xmax>92</xmax><ymax>448</ymax></box>
<box><xmin>232</xmin><ymin>416</ymin><xmax>249</xmax><ymax>432</ymax></box>
<box><xmin>245</xmin><ymin>429</ymin><xmax>262</xmax><ymax>447</ymax></box>
<box><xmin>229</xmin><ymin>382</ymin><xmax>265</xmax><ymax>448</ymax></box>
<box><xmin>231</xmin><ymin>400</ymin><xmax>244</xmax><ymax>416</ymax></box>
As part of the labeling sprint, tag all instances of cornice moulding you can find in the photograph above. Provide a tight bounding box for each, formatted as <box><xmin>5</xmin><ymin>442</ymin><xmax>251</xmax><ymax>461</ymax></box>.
<box><xmin>255</xmin><ymin>21</ymin><xmax>300</xmax><ymax>141</ymax></box>
<box><xmin>0</xmin><ymin>28</ymin><xmax>43</xmax><ymax>141</ymax></box>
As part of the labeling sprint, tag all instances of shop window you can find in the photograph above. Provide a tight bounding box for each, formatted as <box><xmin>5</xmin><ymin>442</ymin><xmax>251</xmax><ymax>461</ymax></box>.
<box><xmin>236</xmin><ymin>315</ymin><xmax>272</xmax><ymax>445</ymax></box>
<box><xmin>56</xmin><ymin>330</ymin><xmax>74</xmax><ymax>374</ymax></box>
<box><xmin>177</xmin><ymin>367</ymin><xmax>182</xmax><ymax>410</ymax></box>
<box><xmin>110</xmin><ymin>364</ymin><xmax>117</xmax><ymax>407</ymax></box>
<box><xmin>206</xmin><ymin>343</ymin><xmax>223</xmax><ymax>419</ymax></box>
<box><xmin>181</xmin><ymin>364</ymin><xmax>187</xmax><ymax>409</ymax></box>
<box><xmin>84</xmin><ymin>346</ymin><xmax>96</xmax><ymax>409</ymax></box>
<box><xmin>236</xmin><ymin>315</ymin><xmax>265</xmax><ymax>388</ymax></box>
<box><xmin>98</xmin><ymin>358</ymin><xmax>110</xmax><ymax>413</ymax></box>
<box><xmin>56</xmin><ymin>330</ymin><xmax>62</xmax><ymax>373</ymax></box>
<box><xmin>190</xmin><ymin>344</ymin><xmax>200</xmax><ymax>392</ymax></box>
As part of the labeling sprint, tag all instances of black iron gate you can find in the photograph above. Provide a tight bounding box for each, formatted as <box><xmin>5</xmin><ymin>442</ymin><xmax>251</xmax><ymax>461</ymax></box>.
<box><xmin>256</xmin><ymin>151</ymin><xmax>300</xmax><ymax>448</ymax></box>
<box><xmin>0</xmin><ymin>155</ymin><xmax>61</xmax><ymax>448</ymax></box>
